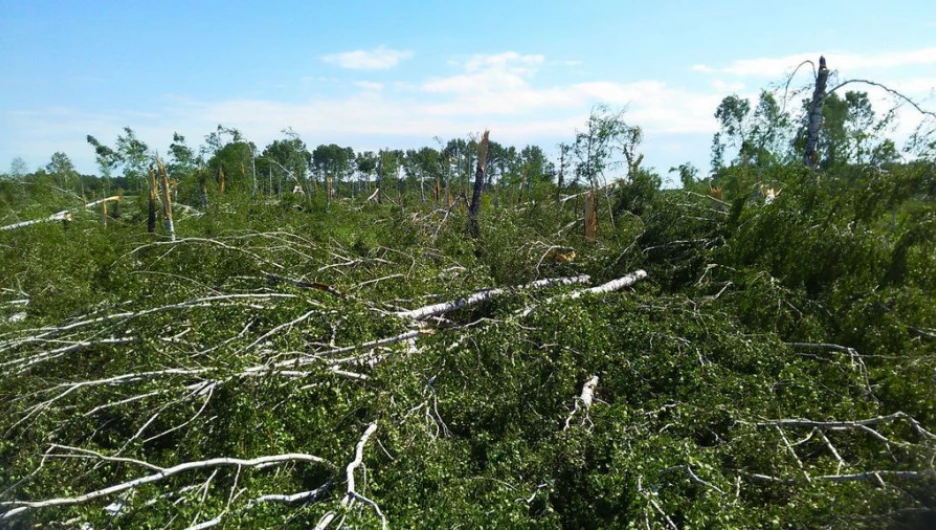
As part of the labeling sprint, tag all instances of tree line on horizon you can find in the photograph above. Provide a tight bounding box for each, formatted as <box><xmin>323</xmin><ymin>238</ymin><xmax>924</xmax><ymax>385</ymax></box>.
<box><xmin>4</xmin><ymin>54</ymin><xmax>934</xmax><ymax>217</ymax></box>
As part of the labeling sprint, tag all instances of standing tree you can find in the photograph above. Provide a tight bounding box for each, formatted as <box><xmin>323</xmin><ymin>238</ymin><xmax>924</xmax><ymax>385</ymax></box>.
<box><xmin>573</xmin><ymin>105</ymin><xmax>633</xmax><ymax>188</ymax></box>
<box><xmin>804</xmin><ymin>56</ymin><xmax>830</xmax><ymax>168</ymax></box>
<box><xmin>116</xmin><ymin>127</ymin><xmax>150</xmax><ymax>192</ymax></box>
<box><xmin>259</xmin><ymin>134</ymin><xmax>312</xmax><ymax>197</ymax></box>
<box><xmin>556</xmin><ymin>142</ymin><xmax>571</xmax><ymax>201</ymax></box>
<box><xmin>45</xmin><ymin>152</ymin><xmax>77</xmax><ymax>194</ymax></box>
<box><xmin>467</xmin><ymin>131</ymin><xmax>490</xmax><ymax>239</ymax></box>
<box><xmin>669</xmin><ymin>162</ymin><xmax>700</xmax><ymax>190</ymax></box>
<box><xmin>86</xmin><ymin>135</ymin><xmax>122</xmax><ymax>194</ymax></box>
<box><xmin>519</xmin><ymin>144</ymin><xmax>548</xmax><ymax>202</ymax></box>
<box><xmin>355</xmin><ymin>151</ymin><xmax>378</xmax><ymax>197</ymax></box>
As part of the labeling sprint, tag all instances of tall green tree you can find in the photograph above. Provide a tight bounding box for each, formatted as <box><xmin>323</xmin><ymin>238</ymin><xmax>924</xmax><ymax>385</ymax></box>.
<box><xmin>312</xmin><ymin>144</ymin><xmax>355</xmax><ymax>196</ymax></box>
<box><xmin>572</xmin><ymin>104</ymin><xmax>633</xmax><ymax>187</ymax></box>
<box><xmin>45</xmin><ymin>152</ymin><xmax>77</xmax><ymax>193</ymax></box>
<box><xmin>9</xmin><ymin>157</ymin><xmax>29</xmax><ymax>179</ymax></box>
<box><xmin>259</xmin><ymin>135</ymin><xmax>311</xmax><ymax>196</ymax></box>
<box><xmin>167</xmin><ymin>133</ymin><xmax>197</xmax><ymax>180</ymax></box>
<box><xmin>795</xmin><ymin>90</ymin><xmax>899</xmax><ymax>170</ymax></box>
<box><xmin>86</xmin><ymin>135</ymin><xmax>122</xmax><ymax>193</ymax></box>
<box><xmin>115</xmin><ymin>127</ymin><xmax>150</xmax><ymax>190</ymax></box>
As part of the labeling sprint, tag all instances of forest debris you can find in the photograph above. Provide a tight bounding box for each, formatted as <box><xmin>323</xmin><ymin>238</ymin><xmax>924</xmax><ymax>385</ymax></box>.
<box><xmin>395</xmin><ymin>275</ymin><xmax>591</xmax><ymax>321</ymax></box>
<box><xmin>517</xmin><ymin>270</ymin><xmax>648</xmax><ymax>317</ymax></box>
<box><xmin>564</xmin><ymin>375</ymin><xmax>599</xmax><ymax>430</ymax></box>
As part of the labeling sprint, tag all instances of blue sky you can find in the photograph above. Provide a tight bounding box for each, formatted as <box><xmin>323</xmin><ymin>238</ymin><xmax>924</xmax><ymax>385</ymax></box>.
<box><xmin>2</xmin><ymin>0</ymin><xmax>935</xmax><ymax>184</ymax></box>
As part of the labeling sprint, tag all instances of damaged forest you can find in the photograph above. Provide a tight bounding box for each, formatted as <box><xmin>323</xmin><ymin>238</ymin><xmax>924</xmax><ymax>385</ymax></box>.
<box><xmin>1</xmin><ymin>57</ymin><xmax>936</xmax><ymax>529</ymax></box>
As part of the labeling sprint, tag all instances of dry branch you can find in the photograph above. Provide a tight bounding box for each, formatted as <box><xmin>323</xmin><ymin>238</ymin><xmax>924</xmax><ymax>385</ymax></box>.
<box><xmin>265</xmin><ymin>273</ymin><xmax>345</xmax><ymax>298</ymax></box>
<box><xmin>0</xmin><ymin>211</ymin><xmax>71</xmax><ymax>231</ymax></box>
<box><xmin>745</xmin><ymin>470</ymin><xmax>932</xmax><ymax>484</ymax></box>
<box><xmin>755</xmin><ymin>412</ymin><xmax>936</xmax><ymax>440</ymax></box>
<box><xmin>517</xmin><ymin>270</ymin><xmax>648</xmax><ymax>317</ymax></box>
<box><xmin>0</xmin><ymin>451</ymin><xmax>330</xmax><ymax>520</ymax></box>
<box><xmin>184</xmin><ymin>484</ymin><xmax>333</xmax><ymax>530</ymax></box>
<box><xmin>395</xmin><ymin>275</ymin><xmax>591</xmax><ymax>321</ymax></box>
<box><xmin>315</xmin><ymin>422</ymin><xmax>386</xmax><ymax>530</ymax></box>
<box><xmin>564</xmin><ymin>375</ymin><xmax>599</xmax><ymax>430</ymax></box>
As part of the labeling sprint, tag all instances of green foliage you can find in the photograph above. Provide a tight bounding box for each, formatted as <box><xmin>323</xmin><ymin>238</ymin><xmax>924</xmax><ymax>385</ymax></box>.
<box><xmin>2</xmin><ymin>87</ymin><xmax>935</xmax><ymax>529</ymax></box>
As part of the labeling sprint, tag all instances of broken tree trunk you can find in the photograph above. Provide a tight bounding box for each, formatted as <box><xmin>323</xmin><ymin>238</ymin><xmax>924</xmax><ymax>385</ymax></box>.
<box><xmin>199</xmin><ymin>177</ymin><xmax>209</xmax><ymax>211</ymax></box>
<box><xmin>804</xmin><ymin>56</ymin><xmax>830</xmax><ymax>168</ymax></box>
<box><xmin>584</xmin><ymin>190</ymin><xmax>598</xmax><ymax>241</ymax></box>
<box><xmin>564</xmin><ymin>375</ymin><xmax>599</xmax><ymax>430</ymax></box>
<box><xmin>0</xmin><ymin>211</ymin><xmax>71</xmax><ymax>231</ymax></box>
<box><xmin>147</xmin><ymin>166</ymin><xmax>158</xmax><ymax>234</ymax></box>
<box><xmin>396</xmin><ymin>274</ymin><xmax>591</xmax><ymax>321</ymax></box>
<box><xmin>516</xmin><ymin>269</ymin><xmax>648</xmax><ymax>318</ymax></box>
<box><xmin>156</xmin><ymin>157</ymin><xmax>176</xmax><ymax>242</ymax></box>
<box><xmin>468</xmin><ymin>131</ymin><xmax>490</xmax><ymax>239</ymax></box>
<box><xmin>0</xmin><ymin>197</ymin><xmax>120</xmax><ymax>231</ymax></box>
<box><xmin>376</xmin><ymin>155</ymin><xmax>383</xmax><ymax>205</ymax></box>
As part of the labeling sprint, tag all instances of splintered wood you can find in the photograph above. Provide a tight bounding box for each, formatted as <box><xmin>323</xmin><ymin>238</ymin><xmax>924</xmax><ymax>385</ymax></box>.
<box><xmin>584</xmin><ymin>190</ymin><xmax>598</xmax><ymax>241</ymax></box>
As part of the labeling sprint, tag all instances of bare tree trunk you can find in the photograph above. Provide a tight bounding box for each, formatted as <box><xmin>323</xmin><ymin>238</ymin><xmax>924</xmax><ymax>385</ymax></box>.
<box><xmin>468</xmin><ymin>131</ymin><xmax>490</xmax><ymax>239</ymax></box>
<box><xmin>251</xmin><ymin>156</ymin><xmax>257</xmax><ymax>196</ymax></box>
<box><xmin>376</xmin><ymin>156</ymin><xmax>383</xmax><ymax>205</ymax></box>
<box><xmin>156</xmin><ymin>157</ymin><xmax>176</xmax><ymax>241</ymax></box>
<box><xmin>419</xmin><ymin>169</ymin><xmax>426</xmax><ymax>203</ymax></box>
<box><xmin>147</xmin><ymin>166</ymin><xmax>158</xmax><ymax>234</ymax></box>
<box><xmin>556</xmin><ymin>149</ymin><xmax>565</xmax><ymax>203</ymax></box>
<box><xmin>200</xmin><ymin>179</ymin><xmax>208</xmax><ymax>210</ymax></box>
<box><xmin>804</xmin><ymin>56</ymin><xmax>830</xmax><ymax>168</ymax></box>
<box><xmin>584</xmin><ymin>190</ymin><xmax>597</xmax><ymax>241</ymax></box>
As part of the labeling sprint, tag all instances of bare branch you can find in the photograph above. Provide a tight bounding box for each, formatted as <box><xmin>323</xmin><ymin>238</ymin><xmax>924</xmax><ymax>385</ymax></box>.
<box><xmin>828</xmin><ymin>79</ymin><xmax>936</xmax><ymax>120</ymax></box>
<box><xmin>745</xmin><ymin>470</ymin><xmax>932</xmax><ymax>484</ymax></box>
<box><xmin>1</xmin><ymin>451</ymin><xmax>331</xmax><ymax>519</ymax></box>
<box><xmin>564</xmin><ymin>375</ymin><xmax>599</xmax><ymax>430</ymax></box>
<box><xmin>395</xmin><ymin>275</ymin><xmax>591</xmax><ymax>321</ymax></box>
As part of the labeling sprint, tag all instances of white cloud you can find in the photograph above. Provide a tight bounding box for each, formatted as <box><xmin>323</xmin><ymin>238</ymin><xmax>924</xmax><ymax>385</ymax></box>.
<box><xmin>712</xmin><ymin>79</ymin><xmax>746</xmax><ymax>93</ymax></box>
<box><xmin>353</xmin><ymin>81</ymin><xmax>384</xmax><ymax>91</ymax></box>
<box><xmin>694</xmin><ymin>47</ymin><xmax>936</xmax><ymax>78</ymax></box>
<box><xmin>11</xmin><ymin>49</ymin><xmax>933</xmax><ymax>180</ymax></box>
<box><xmin>422</xmin><ymin>52</ymin><xmax>544</xmax><ymax>94</ymax></box>
<box><xmin>322</xmin><ymin>46</ymin><xmax>413</xmax><ymax>70</ymax></box>
<box><xmin>0</xmin><ymin>51</ymin><xmax>749</xmax><ymax>175</ymax></box>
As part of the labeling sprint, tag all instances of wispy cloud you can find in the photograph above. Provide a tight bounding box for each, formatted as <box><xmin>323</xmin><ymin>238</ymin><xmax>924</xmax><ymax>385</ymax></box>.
<box><xmin>3</xmin><ymin>51</ymin><xmax>749</xmax><ymax>174</ymax></box>
<box><xmin>16</xmin><ymin>49</ymin><xmax>932</xmax><ymax>178</ymax></box>
<box><xmin>352</xmin><ymin>81</ymin><xmax>384</xmax><ymax>91</ymax></box>
<box><xmin>321</xmin><ymin>46</ymin><xmax>413</xmax><ymax>70</ymax></box>
<box><xmin>694</xmin><ymin>47</ymin><xmax>936</xmax><ymax>78</ymax></box>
